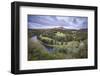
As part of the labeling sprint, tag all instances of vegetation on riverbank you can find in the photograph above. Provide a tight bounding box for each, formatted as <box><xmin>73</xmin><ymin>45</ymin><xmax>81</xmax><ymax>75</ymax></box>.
<box><xmin>28</xmin><ymin>28</ymin><xmax>88</xmax><ymax>61</ymax></box>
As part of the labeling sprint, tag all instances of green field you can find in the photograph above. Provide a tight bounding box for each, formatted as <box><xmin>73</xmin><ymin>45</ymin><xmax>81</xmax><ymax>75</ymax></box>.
<box><xmin>28</xmin><ymin>28</ymin><xmax>88</xmax><ymax>61</ymax></box>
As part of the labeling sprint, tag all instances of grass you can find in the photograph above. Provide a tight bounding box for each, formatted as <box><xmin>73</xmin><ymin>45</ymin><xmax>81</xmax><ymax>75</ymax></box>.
<box><xmin>55</xmin><ymin>32</ymin><xmax>66</xmax><ymax>37</ymax></box>
<box><xmin>40</xmin><ymin>35</ymin><xmax>53</xmax><ymax>41</ymax></box>
<box><xmin>28</xmin><ymin>29</ymin><xmax>88</xmax><ymax>60</ymax></box>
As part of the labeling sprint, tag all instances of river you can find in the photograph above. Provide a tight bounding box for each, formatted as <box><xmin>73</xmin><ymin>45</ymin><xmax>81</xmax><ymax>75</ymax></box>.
<box><xmin>31</xmin><ymin>35</ymin><xmax>54</xmax><ymax>52</ymax></box>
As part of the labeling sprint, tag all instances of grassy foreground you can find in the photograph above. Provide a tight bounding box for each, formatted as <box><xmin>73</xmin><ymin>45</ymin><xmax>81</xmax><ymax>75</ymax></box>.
<box><xmin>28</xmin><ymin>28</ymin><xmax>88</xmax><ymax>61</ymax></box>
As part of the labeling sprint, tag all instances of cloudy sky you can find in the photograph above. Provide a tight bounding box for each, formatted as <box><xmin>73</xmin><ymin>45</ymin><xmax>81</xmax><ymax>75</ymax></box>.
<box><xmin>28</xmin><ymin>15</ymin><xmax>88</xmax><ymax>29</ymax></box>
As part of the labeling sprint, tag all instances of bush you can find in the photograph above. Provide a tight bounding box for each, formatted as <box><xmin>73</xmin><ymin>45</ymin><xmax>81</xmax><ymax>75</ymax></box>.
<box><xmin>67</xmin><ymin>41</ymin><xmax>80</xmax><ymax>48</ymax></box>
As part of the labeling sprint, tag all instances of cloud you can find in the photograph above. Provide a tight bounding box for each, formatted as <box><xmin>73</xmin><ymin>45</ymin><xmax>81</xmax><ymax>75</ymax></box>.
<box><xmin>28</xmin><ymin>15</ymin><xmax>88</xmax><ymax>29</ymax></box>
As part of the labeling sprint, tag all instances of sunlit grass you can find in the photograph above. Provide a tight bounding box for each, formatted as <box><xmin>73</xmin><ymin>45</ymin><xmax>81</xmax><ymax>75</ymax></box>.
<box><xmin>55</xmin><ymin>32</ymin><xmax>66</xmax><ymax>37</ymax></box>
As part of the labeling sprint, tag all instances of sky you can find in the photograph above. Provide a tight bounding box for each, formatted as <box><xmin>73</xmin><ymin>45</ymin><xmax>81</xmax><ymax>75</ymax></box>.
<box><xmin>28</xmin><ymin>15</ymin><xmax>88</xmax><ymax>30</ymax></box>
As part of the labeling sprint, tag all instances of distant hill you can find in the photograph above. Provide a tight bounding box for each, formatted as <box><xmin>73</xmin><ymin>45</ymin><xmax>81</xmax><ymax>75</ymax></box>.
<box><xmin>29</xmin><ymin>26</ymin><xmax>87</xmax><ymax>32</ymax></box>
<box><xmin>51</xmin><ymin>27</ymin><xmax>88</xmax><ymax>31</ymax></box>
<box><xmin>80</xmin><ymin>28</ymin><xmax>88</xmax><ymax>31</ymax></box>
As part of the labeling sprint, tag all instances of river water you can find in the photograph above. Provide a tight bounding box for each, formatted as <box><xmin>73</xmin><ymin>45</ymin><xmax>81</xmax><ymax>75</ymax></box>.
<box><xmin>31</xmin><ymin>35</ymin><xmax>54</xmax><ymax>52</ymax></box>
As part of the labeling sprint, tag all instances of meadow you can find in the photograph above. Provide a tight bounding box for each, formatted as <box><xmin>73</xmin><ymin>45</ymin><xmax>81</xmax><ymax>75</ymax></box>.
<box><xmin>28</xmin><ymin>28</ymin><xmax>88</xmax><ymax>61</ymax></box>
